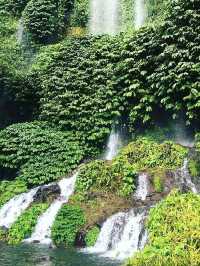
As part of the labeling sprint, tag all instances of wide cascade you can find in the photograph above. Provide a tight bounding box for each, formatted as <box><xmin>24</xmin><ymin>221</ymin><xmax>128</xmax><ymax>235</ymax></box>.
<box><xmin>86</xmin><ymin>209</ymin><xmax>147</xmax><ymax>260</ymax></box>
<box><xmin>25</xmin><ymin>173</ymin><xmax>77</xmax><ymax>245</ymax></box>
<box><xmin>0</xmin><ymin>188</ymin><xmax>38</xmax><ymax>229</ymax></box>
<box><xmin>89</xmin><ymin>0</ymin><xmax>120</xmax><ymax>35</ymax></box>
<box><xmin>135</xmin><ymin>0</ymin><xmax>146</xmax><ymax>29</ymax></box>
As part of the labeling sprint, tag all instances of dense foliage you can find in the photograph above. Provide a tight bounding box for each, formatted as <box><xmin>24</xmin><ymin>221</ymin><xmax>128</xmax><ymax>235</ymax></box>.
<box><xmin>126</xmin><ymin>191</ymin><xmax>200</xmax><ymax>266</ymax></box>
<box><xmin>0</xmin><ymin>0</ymin><xmax>29</xmax><ymax>17</ymax></box>
<box><xmin>85</xmin><ymin>226</ymin><xmax>100</xmax><ymax>247</ymax></box>
<box><xmin>6</xmin><ymin>203</ymin><xmax>49</xmax><ymax>244</ymax></box>
<box><xmin>76</xmin><ymin>138</ymin><xmax>187</xmax><ymax>197</ymax></box>
<box><xmin>52</xmin><ymin>204</ymin><xmax>86</xmax><ymax>246</ymax></box>
<box><xmin>0</xmin><ymin>180</ymin><xmax>27</xmax><ymax>208</ymax></box>
<box><xmin>23</xmin><ymin>0</ymin><xmax>73</xmax><ymax>43</ymax></box>
<box><xmin>0</xmin><ymin>122</ymin><xmax>84</xmax><ymax>186</ymax></box>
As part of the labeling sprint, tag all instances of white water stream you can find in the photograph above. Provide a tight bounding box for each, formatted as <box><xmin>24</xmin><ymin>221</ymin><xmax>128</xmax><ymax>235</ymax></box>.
<box><xmin>0</xmin><ymin>188</ymin><xmax>38</xmax><ymax>229</ymax></box>
<box><xmin>24</xmin><ymin>173</ymin><xmax>77</xmax><ymax>245</ymax></box>
<box><xmin>135</xmin><ymin>0</ymin><xmax>146</xmax><ymax>29</ymax></box>
<box><xmin>16</xmin><ymin>19</ymin><xmax>24</xmax><ymax>44</ymax></box>
<box><xmin>86</xmin><ymin>209</ymin><xmax>147</xmax><ymax>260</ymax></box>
<box><xmin>180</xmin><ymin>159</ymin><xmax>198</xmax><ymax>194</ymax></box>
<box><xmin>89</xmin><ymin>0</ymin><xmax>120</xmax><ymax>35</ymax></box>
<box><xmin>134</xmin><ymin>173</ymin><xmax>149</xmax><ymax>201</ymax></box>
<box><xmin>104</xmin><ymin>128</ymin><xmax>122</xmax><ymax>160</ymax></box>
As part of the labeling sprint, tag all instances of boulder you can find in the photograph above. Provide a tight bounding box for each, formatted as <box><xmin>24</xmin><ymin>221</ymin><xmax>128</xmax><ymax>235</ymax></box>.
<box><xmin>33</xmin><ymin>184</ymin><xmax>61</xmax><ymax>203</ymax></box>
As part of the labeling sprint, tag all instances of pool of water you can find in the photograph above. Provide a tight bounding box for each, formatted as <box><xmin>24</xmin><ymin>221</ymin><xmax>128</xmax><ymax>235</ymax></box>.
<box><xmin>0</xmin><ymin>243</ymin><xmax>120</xmax><ymax>266</ymax></box>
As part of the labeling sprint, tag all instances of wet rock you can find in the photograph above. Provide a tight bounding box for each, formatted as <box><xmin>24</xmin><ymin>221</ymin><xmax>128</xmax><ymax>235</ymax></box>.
<box><xmin>75</xmin><ymin>231</ymin><xmax>86</xmax><ymax>247</ymax></box>
<box><xmin>0</xmin><ymin>226</ymin><xmax>8</xmax><ymax>233</ymax></box>
<box><xmin>33</xmin><ymin>184</ymin><xmax>61</xmax><ymax>203</ymax></box>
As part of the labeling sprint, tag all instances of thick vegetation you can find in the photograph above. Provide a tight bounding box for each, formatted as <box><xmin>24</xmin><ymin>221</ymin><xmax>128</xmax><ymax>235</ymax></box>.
<box><xmin>126</xmin><ymin>191</ymin><xmax>200</xmax><ymax>266</ymax></box>
<box><xmin>0</xmin><ymin>122</ymin><xmax>84</xmax><ymax>186</ymax></box>
<box><xmin>76</xmin><ymin>138</ymin><xmax>187</xmax><ymax>197</ymax></box>
<box><xmin>0</xmin><ymin>180</ymin><xmax>27</xmax><ymax>208</ymax></box>
<box><xmin>52</xmin><ymin>204</ymin><xmax>86</xmax><ymax>246</ymax></box>
<box><xmin>23</xmin><ymin>0</ymin><xmax>73</xmax><ymax>44</ymax></box>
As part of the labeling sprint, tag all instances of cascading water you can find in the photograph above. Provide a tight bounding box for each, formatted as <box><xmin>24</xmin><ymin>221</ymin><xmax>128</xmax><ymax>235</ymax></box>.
<box><xmin>179</xmin><ymin>159</ymin><xmax>198</xmax><ymax>193</ymax></box>
<box><xmin>104</xmin><ymin>128</ymin><xmax>122</xmax><ymax>160</ymax></box>
<box><xmin>86</xmin><ymin>209</ymin><xmax>147</xmax><ymax>260</ymax></box>
<box><xmin>135</xmin><ymin>0</ymin><xmax>146</xmax><ymax>29</ymax></box>
<box><xmin>89</xmin><ymin>0</ymin><xmax>120</xmax><ymax>35</ymax></box>
<box><xmin>0</xmin><ymin>188</ymin><xmax>38</xmax><ymax>229</ymax></box>
<box><xmin>16</xmin><ymin>19</ymin><xmax>24</xmax><ymax>44</ymax></box>
<box><xmin>25</xmin><ymin>173</ymin><xmax>77</xmax><ymax>245</ymax></box>
<box><xmin>134</xmin><ymin>173</ymin><xmax>149</xmax><ymax>201</ymax></box>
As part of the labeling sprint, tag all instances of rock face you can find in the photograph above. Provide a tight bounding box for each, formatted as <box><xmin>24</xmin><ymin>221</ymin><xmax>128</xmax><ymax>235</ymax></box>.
<box><xmin>33</xmin><ymin>184</ymin><xmax>61</xmax><ymax>203</ymax></box>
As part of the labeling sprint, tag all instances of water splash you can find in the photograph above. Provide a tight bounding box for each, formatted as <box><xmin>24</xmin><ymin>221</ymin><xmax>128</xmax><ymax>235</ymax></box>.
<box><xmin>135</xmin><ymin>0</ymin><xmax>146</xmax><ymax>29</ymax></box>
<box><xmin>86</xmin><ymin>209</ymin><xmax>147</xmax><ymax>260</ymax></box>
<box><xmin>104</xmin><ymin>128</ymin><xmax>122</xmax><ymax>160</ymax></box>
<box><xmin>0</xmin><ymin>188</ymin><xmax>38</xmax><ymax>228</ymax></box>
<box><xmin>134</xmin><ymin>173</ymin><xmax>148</xmax><ymax>201</ymax></box>
<box><xmin>24</xmin><ymin>173</ymin><xmax>77</xmax><ymax>245</ymax></box>
<box><xmin>89</xmin><ymin>0</ymin><xmax>120</xmax><ymax>35</ymax></box>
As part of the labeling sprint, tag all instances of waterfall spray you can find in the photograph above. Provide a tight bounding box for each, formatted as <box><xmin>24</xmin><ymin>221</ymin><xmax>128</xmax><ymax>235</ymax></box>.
<box><xmin>135</xmin><ymin>0</ymin><xmax>146</xmax><ymax>29</ymax></box>
<box><xmin>89</xmin><ymin>0</ymin><xmax>120</xmax><ymax>35</ymax></box>
<box><xmin>134</xmin><ymin>173</ymin><xmax>149</xmax><ymax>201</ymax></box>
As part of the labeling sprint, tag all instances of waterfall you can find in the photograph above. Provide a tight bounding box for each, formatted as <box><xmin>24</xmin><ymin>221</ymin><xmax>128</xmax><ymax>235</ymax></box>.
<box><xmin>0</xmin><ymin>188</ymin><xmax>38</xmax><ymax>229</ymax></box>
<box><xmin>16</xmin><ymin>19</ymin><xmax>24</xmax><ymax>44</ymax></box>
<box><xmin>180</xmin><ymin>159</ymin><xmax>198</xmax><ymax>193</ymax></box>
<box><xmin>89</xmin><ymin>0</ymin><xmax>120</xmax><ymax>35</ymax></box>
<box><xmin>24</xmin><ymin>173</ymin><xmax>77</xmax><ymax>245</ymax></box>
<box><xmin>134</xmin><ymin>173</ymin><xmax>149</xmax><ymax>201</ymax></box>
<box><xmin>86</xmin><ymin>209</ymin><xmax>147</xmax><ymax>260</ymax></box>
<box><xmin>135</xmin><ymin>0</ymin><xmax>146</xmax><ymax>29</ymax></box>
<box><xmin>104</xmin><ymin>128</ymin><xmax>122</xmax><ymax>160</ymax></box>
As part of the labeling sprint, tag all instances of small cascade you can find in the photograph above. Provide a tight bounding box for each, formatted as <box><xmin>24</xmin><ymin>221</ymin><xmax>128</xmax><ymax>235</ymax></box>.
<box><xmin>86</xmin><ymin>209</ymin><xmax>147</xmax><ymax>260</ymax></box>
<box><xmin>25</xmin><ymin>173</ymin><xmax>77</xmax><ymax>245</ymax></box>
<box><xmin>134</xmin><ymin>173</ymin><xmax>148</xmax><ymax>201</ymax></box>
<box><xmin>135</xmin><ymin>0</ymin><xmax>146</xmax><ymax>29</ymax></box>
<box><xmin>16</xmin><ymin>19</ymin><xmax>24</xmax><ymax>44</ymax></box>
<box><xmin>104</xmin><ymin>128</ymin><xmax>122</xmax><ymax>160</ymax></box>
<box><xmin>89</xmin><ymin>0</ymin><xmax>120</xmax><ymax>35</ymax></box>
<box><xmin>0</xmin><ymin>188</ymin><xmax>38</xmax><ymax>229</ymax></box>
<box><xmin>179</xmin><ymin>159</ymin><xmax>198</xmax><ymax>193</ymax></box>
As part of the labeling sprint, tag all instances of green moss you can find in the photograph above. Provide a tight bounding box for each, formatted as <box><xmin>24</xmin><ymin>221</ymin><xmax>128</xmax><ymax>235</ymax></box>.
<box><xmin>126</xmin><ymin>191</ymin><xmax>200</xmax><ymax>266</ymax></box>
<box><xmin>152</xmin><ymin>169</ymin><xmax>165</xmax><ymax>193</ymax></box>
<box><xmin>85</xmin><ymin>226</ymin><xmax>100</xmax><ymax>247</ymax></box>
<box><xmin>52</xmin><ymin>205</ymin><xmax>86</xmax><ymax>247</ymax></box>
<box><xmin>0</xmin><ymin>180</ymin><xmax>27</xmax><ymax>208</ymax></box>
<box><xmin>0</xmin><ymin>121</ymin><xmax>84</xmax><ymax>186</ymax></box>
<box><xmin>188</xmin><ymin>159</ymin><xmax>200</xmax><ymax>178</ymax></box>
<box><xmin>6</xmin><ymin>203</ymin><xmax>49</xmax><ymax>244</ymax></box>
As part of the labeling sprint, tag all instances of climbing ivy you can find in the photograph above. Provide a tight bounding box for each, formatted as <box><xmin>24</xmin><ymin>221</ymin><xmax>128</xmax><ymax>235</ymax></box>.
<box><xmin>0</xmin><ymin>121</ymin><xmax>84</xmax><ymax>186</ymax></box>
<box><xmin>23</xmin><ymin>0</ymin><xmax>73</xmax><ymax>43</ymax></box>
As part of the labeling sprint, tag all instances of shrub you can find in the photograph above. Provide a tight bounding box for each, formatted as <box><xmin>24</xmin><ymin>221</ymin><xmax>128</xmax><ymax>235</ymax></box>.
<box><xmin>0</xmin><ymin>0</ymin><xmax>30</xmax><ymax>16</ymax></box>
<box><xmin>23</xmin><ymin>0</ymin><xmax>73</xmax><ymax>43</ymax></box>
<box><xmin>0</xmin><ymin>180</ymin><xmax>27</xmax><ymax>208</ymax></box>
<box><xmin>70</xmin><ymin>0</ymin><xmax>89</xmax><ymax>28</ymax></box>
<box><xmin>7</xmin><ymin>203</ymin><xmax>49</xmax><ymax>244</ymax></box>
<box><xmin>85</xmin><ymin>226</ymin><xmax>100</xmax><ymax>247</ymax></box>
<box><xmin>0</xmin><ymin>121</ymin><xmax>84</xmax><ymax>186</ymax></box>
<box><xmin>52</xmin><ymin>204</ymin><xmax>86</xmax><ymax>246</ymax></box>
<box><xmin>126</xmin><ymin>191</ymin><xmax>200</xmax><ymax>266</ymax></box>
